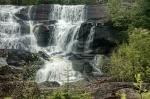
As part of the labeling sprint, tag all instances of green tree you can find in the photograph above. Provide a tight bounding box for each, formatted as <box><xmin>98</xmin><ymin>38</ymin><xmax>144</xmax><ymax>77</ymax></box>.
<box><xmin>107</xmin><ymin>0</ymin><xmax>150</xmax><ymax>30</ymax></box>
<box><xmin>110</xmin><ymin>28</ymin><xmax>150</xmax><ymax>82</ymax></box>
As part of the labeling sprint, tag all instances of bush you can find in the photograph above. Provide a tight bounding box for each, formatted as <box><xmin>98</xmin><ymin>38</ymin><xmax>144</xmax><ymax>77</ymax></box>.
<box><xmin>107</xmin><ymin>0</ymin><xmax>150</xmax><ymax>30</ymax></box>
<box><xmin>49</xmin><ymin>89</ymin><xmax>92</xmax><ymax>99</ymax></box>
<box><xmin>110</xmin><ymin>28</ymin><xmax>150</xmax><ymax>82</ymax></box>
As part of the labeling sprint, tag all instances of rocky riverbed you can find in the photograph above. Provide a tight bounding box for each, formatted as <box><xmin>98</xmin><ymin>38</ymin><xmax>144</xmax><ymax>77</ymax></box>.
<box><xmin>0</xmin><ymin>49</ymin><xmax>149</xmax><ymax>99</ymax></box>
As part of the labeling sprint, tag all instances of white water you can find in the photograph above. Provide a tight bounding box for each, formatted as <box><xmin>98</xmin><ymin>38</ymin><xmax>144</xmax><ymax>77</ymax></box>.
<box><xmin>0</xmin><ymin>5</ymin><xmax>39</xmax><ymax>51</ymax></box>
<box><xmin>0</xmin><ymin>5</ymin><xmax>99</xmax><ymax>84</ymax></box>
<box><xmin>36</xmin><ymin>5</ymin><xmax>86</xmax><ymax>84</ymax></box>
<box><xmin>36</xmin><ymin>56</ymin><xmax>82</xmax><ymax>84</ymax></box>
<box><xmin>0</xmin><ymin>5</ymin><xmax>27</xmax><ymax>50</ymax></box>
<box><xmin>28</xmin><ymin>6</ymin><xmax>40</xmax><ymax>52</ymax></box>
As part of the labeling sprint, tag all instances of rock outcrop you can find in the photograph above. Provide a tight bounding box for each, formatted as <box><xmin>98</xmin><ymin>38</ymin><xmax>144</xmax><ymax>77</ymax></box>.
<box><xmin>0</xmin><ymin>49</ymin><xmax>46</xmax><ymax>82</ymax></box>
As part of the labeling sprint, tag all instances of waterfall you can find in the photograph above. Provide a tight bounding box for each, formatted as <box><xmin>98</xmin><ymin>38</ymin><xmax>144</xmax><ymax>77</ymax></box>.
<box><xmin>0</xmin><ymin>5</ymin><xmax>28</xmax><ymax>50</ymax></box>
<box><xmin>45</xmin><ymin>5</ymin><xmax>86</xmax><ymax>54</ymax></box>
<box><xmin>28</xmin><ymin>6</ymin><xmax>40</xmax><ymax>52</ymax></box>
<box><xmin>0</xmin><ymin>5</ymin><xmax>38</xmax><ymax>51</ymax></box>
<box><xmin>0</xmin><ymin>5</ymin><xmax>101</xmax><ymax>84</ymax></box>
<box><xmin>36</xmin><ymin>5</ymin><xmax>86</xmax><ymax>84</ymax></box>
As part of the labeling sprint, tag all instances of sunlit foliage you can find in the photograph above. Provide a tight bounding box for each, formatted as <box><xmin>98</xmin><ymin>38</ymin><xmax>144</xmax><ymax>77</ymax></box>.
<box><xmin>110</xmin><ymin>28</ymin><xmax>150</xmax><ymax>82</ymax></box>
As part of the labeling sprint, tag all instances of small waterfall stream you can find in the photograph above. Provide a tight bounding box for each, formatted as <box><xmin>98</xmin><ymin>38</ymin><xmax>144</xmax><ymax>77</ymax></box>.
<box><xmin>85</xmin><ymin>25</ymin><xmax>95</xmax><ymax>52</ymax></box>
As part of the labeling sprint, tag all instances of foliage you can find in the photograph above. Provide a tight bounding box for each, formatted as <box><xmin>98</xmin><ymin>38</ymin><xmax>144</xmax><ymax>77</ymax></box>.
<box><xmin>110</xmin><ymin>28</ymin><xmax>150</xmax><ymax>82</ymax></box>
<box><xmin>134</xmin><ymin>74</ymin><xmax>144</xmax><ymax>95</ymax></box>
<box><xmin>107</xmin><ymin>0</ymin><xmax>150</xmax><ymax>30</ymax></box>
<box><xmin>49</xmin><ymin>89</ymin><xmax>92</xmax><ymax>99</ymax></box>
<box><xmin>142</xmin><ymin>92</ymin><xmax>150</xmax><ymax>99</ymax></box>
<box><xmin>107</xmin><ymin>0</ymin><xmax>150</xmax><ymax>45</ymax></box>
<box><xmin>107</xmin><ymin>0</ymin><xmax>131</xmax><ymax>30</ymax></box>
<box><xmin>23</xmin><ymin>53</ymin><xmax>43</xmax><ymax>80</ymax></box>
<box><xmin>120</xmin><ymin>93</ymin><xmax>126</xmax><ymax>99</ymax></box>
<box><xmin>118</xmin><ymin>93</ymin><xmax>126</xmax><ymax>99</ymax></box>
<box><xmin>2</xmin><ymin>82</ymin><xmax>40</xmax><ymax>98</ymax></box>
<box><xmin>23</xmin><ymin>65</ymin><xmax>40</xmax><ymax>80</ymax></box>
<box><xmin>116</xmin><ymin>73</ymin><xmax>150</xmax><ymax>99</ymax></box>
<box><xmin>4</xmin><ymin>97</ymin><xmax>12</xmax><ymax>99</ymax></box>
<box><xmin>134</xmin><ymin>73</ymin><xmax>150</xmax><ymax>99</ymax></box>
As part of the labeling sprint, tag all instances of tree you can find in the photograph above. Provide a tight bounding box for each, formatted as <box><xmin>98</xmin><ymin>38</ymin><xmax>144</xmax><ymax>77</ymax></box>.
<box><xmin>107</xmin><ymin>0</ymin><xmax>150</xmax><ymax>30</ymax></box>
<box><xmin>110</xmin><ymin>28</ymin><xmax>150</xmax><ymax>82</ymax></box>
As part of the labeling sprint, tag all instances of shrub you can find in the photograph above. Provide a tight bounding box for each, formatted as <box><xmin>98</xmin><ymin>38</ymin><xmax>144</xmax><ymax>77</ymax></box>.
<box><xmin>45</xmin><ymin>88</ymin><xmax>92</xmax><ymax>99</ymax></box>
<box><xmin>110</xmin><ymin>28</ymin><xmax>150</xmax><ymax>82</ymax></box>
<box><xmin>134</xmin><ymin>73</ymin><xmax>150</xmax><ymax>99</ymax></box>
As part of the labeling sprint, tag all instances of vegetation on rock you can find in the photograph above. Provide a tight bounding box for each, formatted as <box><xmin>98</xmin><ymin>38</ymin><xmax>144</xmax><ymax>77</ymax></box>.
<box><xmin>107</xmin><ymin>0</ymin><xmax>150</xmax><ymax>83</ymax></box>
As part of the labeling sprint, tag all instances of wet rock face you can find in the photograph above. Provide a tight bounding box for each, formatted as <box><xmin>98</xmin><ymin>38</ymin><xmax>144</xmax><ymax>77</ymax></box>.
<box><xmin>14</xmin><ymin>4</ymin><xmax>116</xmax><ymax>54</ymax></box>
<box><xmin>0</xmin><ymin>49</ymin><xmax>43</xmax><ymax>63</ymax></box>
<box><xmin>77</xmin><ymin>22</ymin><xmax>116</xmax><ymax>54</ymax></box>
<box><xmin>5</xmin><ymin>49</ymin><xmax>41</xmax><ymax>66</ymax></box>
<box><xmin>0</xmin><ymin>49</ymin><xmax>45</xmax><ymax>82</ymax></box>
<box><xmin>34</xmin><ymin>25</ymin><xmax>51</xmax><ymax>47</ymax></box>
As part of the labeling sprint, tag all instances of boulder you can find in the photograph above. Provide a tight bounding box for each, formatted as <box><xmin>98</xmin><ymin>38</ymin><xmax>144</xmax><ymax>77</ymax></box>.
<box><xmin>33</xmin><ymin>24</ymin><xmax>54</xmax><ymax>47</ymax></box>
<box><xmin>0</xmin><ymin>49</ymin><xmax>8</xmax><ymax>57</ymax></box>
<box><xmin>72</xmin><ymin>59</ymin><xmax>102</xmax><ymax>79</ymax></box>
<box><xmin>78</xmin><ymin>22</ymin><xmax>93</xmax><ymax>41</ymax></box>
<box><xmin>38</xmin><ymin>51</ymin><xmax>50</xmax><ymax>61</ymax></box>
<box><xmin>5</xmin><ymin>49</ymin><xmax>42</xmax><ymax>66</ymax></box>
<box><xmin>92</xmin><ymin>24</ymin><xmax>116</xmax><ymax>54</ymax></box>
<box><xmin>15</xmin><ymin>7</ymin><xmax>30</xmax><ymax>21</ymax></box>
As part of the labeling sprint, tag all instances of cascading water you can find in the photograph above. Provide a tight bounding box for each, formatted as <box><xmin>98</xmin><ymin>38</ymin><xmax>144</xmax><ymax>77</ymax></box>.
<box><xmin>28</xmin><ymin>6</ymin><xmax>40</xmax><ymax>52</ymax></box>
<box><xmin>0</xmin><ymin>5</ymin><xmax>101</xmax><ymax>84</ymax></box>
<box><xmin>36</xmin><ymin>5</ymin><xmax>86</xmax><ymax>84</ymax></box>
<box><xmin>48</xmin><ymin>5</ymin><xmax>86</xmax><ymax>53</ymax></box>
<box><xmin>0</xmin><ymin>6</ymin><xmax>27</xmax><ymax>50</ymax></box>
<box><xmin>0</xmin><ymin>5</ymin><xmax>39</xmax><ymax>51</ymax></box>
